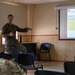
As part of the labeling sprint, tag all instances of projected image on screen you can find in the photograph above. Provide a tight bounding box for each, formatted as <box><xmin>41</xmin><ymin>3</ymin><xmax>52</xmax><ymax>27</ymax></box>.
<box><xmin>67</xmin><ymin>9</ymin><xmax>75</xmax><ymax>38</ymax></box>
<box><xmin>59</xmin><ymin>6</ymin><xmax>75</xmax><ymax>40</ymax></box>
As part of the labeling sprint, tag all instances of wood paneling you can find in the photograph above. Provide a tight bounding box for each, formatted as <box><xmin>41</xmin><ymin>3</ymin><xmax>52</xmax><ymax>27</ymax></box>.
<box><xmin>20</xmin><ymin>35</ymin><xmax>75</xmax><ymax>61</ymax></box>
<box><xmin>1</xmin><ymin>35</ymin><xmax>75</xmax><ymax>61</ymax></box>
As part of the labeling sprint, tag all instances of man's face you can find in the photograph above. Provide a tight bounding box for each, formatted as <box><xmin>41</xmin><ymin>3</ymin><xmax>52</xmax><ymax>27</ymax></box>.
<box><xmin>8</xmin><ymin>16</ymin><xmax>14</xmax><ymax>23</ymax></box>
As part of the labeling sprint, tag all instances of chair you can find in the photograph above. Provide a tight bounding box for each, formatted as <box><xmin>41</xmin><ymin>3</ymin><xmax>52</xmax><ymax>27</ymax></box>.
<box><xmin>12</xmin><ymin>47</ymin><xmax>20</xmax><ymax>62</ymax></box>
<box><xmin>18</xmin><ymin>54</ymin><xmax>43</xmax><ymax>73</ymax></box>
<box><xmin>64</xmin><ymin>61</ymin><xmax>75</xmax><ymax>75</ymax></box>
<box><xmin>0</xmin><ymin>47</ymin><xmax>20</xmax><ymax>62</ymax></box>
<box><xmin>38</xmin><ymin>43</ymin><xmax>51</xmax><ymax>61</ymax></box>
<box><xmin>18</xmin><ymin>53</ymin><xmax>35</xmax><ymax>69</ymax></box>
<box><xmin>0</xmin><ymin>52</ymin><xmax>13</xmax><ymax>60</ymax></box>
<box><xmin>35</xmin><ymin>70</ymin><xmax>70</xmax><ymax>75</ymax></box>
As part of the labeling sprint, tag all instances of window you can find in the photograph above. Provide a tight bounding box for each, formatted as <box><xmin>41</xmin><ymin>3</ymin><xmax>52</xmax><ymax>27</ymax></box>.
<box><xmin>2</xmin><ymin>31</ymin><xmax>18</xmax><ymax>45</ymax></box>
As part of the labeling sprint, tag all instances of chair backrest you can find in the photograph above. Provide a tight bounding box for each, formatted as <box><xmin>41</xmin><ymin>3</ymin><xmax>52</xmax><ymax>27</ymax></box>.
<box><xmin>0</xmin><ymin>52</ymin><xmax>13</xmax><ymax>60</ymax></box>
<box><xmin>40</xmin><ymin>43</ymin><xmax>51</xmax><ymax>51</ymax></box>
<box><xmin>35</xmin><ymin>70</ymin><xmax>69</xmax><ymax>75</ymax></box>
<box><xmin>12</xmin><ymin>47</ymin><xmax>20</xmax><ymax>62</ymax></box>
<box><xmin>64</xmin><ymin>61</ymin><xmax>75</xmax><ymax>75</ymax></box>
<box><xmin>18</xmin><ymin>53</ymin><xmax>34</xmax><ymax>66</ymax></box>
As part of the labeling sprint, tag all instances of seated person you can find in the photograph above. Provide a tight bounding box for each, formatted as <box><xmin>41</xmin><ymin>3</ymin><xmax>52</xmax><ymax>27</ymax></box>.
<box><xmin>0</xmin><ymin>51</ymin><xmax>26</xmax><ymax>75</ymax></box>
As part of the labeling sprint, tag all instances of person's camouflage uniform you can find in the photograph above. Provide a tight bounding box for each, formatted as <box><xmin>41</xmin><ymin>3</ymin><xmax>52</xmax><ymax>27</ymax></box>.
<box><xmin>0</xmin><ymin>58</ymin><xmax>26</xmax><ymax>75</ymax></box>
<box><xmin>1</xmin><ymin>23</ymin><xmax>29</xmax><ymax>54</ymax></box>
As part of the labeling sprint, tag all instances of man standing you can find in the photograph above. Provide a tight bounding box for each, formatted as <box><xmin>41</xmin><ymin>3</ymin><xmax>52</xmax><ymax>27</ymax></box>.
<box><xmin>1</xmin><ymin>14</ymin><xmax>31</xmax><ymax>54</ymax></box>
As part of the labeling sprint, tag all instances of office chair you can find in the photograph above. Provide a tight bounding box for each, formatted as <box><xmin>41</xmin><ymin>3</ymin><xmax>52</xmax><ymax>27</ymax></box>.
<box><xmin>39</xmin><ymin>43</ymin><xmax>51</xmax><ymax>61</ymax></box>
<box><xmin>64</xmin><ymin>61</ymin><xmax>75</xmax><ymax>75</ymax></box>
<box><xmin>18</xmin><ymin>54</ymin><xmax>43</xmax><ymax>73</ymax></box>
<box><xmin>35</xmin><ymin>70</ymin><xmax>70</xmax><ymax>75</ymax></box>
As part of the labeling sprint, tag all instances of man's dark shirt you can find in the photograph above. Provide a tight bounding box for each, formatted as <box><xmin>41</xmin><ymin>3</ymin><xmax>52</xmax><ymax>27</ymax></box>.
<box><xmin>1</xmin><ymin>23</ymin><xmax>28</xmax><ymax>53</ymax></box>
<box><xmin>1</xmin><ymin>23</ymin><xmax>28</xmax><ymax>39</ymax></box>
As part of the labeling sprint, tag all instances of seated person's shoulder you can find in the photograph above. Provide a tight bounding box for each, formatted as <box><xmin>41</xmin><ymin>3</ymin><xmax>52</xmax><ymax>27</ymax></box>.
<box><xmin>0</xmin><ymin>58</ymin><xmax>26</xmax><ymax>75</ymax></box>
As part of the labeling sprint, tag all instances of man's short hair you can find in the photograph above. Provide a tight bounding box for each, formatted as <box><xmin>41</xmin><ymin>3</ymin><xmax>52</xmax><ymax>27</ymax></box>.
<box><xmin>8</xmin><ymin>14</ymin><xmax>14</xmax><ymax>17</ymax></box>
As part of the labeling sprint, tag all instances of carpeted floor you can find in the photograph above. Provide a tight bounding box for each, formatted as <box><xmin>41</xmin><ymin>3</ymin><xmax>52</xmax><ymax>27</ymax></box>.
<box><xmin>27</xmin><ymin>61</ymin><xmax>64</xmax><ymax>75</ymax></box>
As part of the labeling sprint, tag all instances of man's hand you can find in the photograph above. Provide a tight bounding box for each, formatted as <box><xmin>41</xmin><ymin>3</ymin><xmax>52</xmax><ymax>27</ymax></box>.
<box><xmin>27</xmin><ymin>27</ymin><xmax>32</xmax><ymax>31</ymax></box>
<box><xmin>9</xmin><ymin>32</ymin><xmax>14</xmax><ymax>36</ymax></box>
<box><xmin>28</xmin><ymin>28</ymin><xmax>32</xmax><ymax>30</ymax></box>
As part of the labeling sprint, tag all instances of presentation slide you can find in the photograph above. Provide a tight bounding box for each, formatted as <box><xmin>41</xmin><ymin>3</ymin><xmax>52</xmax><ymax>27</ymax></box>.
<box><xmin>67</xmin><ymin>9</ymin><xmax>75</xmax><ymax>38</ymax></box>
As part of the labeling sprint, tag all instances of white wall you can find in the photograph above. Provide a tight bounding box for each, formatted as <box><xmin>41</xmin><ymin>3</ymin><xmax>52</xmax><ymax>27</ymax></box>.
<box><xmin>0</xmin><ymin>2</ymin><xmax>27</xmax><ymax>31</ymax></box>
<box><xmin>32</xmin><ymin>1</ymin><xmax>75</xmax><ymax>35</ymax></box>
<box><xmin>32</xmin><ymin>3</ymin><xmax>58</xmax><ymax>35</ymax></box>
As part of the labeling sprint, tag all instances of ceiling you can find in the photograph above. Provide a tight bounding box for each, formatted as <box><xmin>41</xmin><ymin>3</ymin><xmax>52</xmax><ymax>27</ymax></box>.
<box><xmin>0</xmin><ymin>0</ymin><xmax>67</xmax><ymax>4</ymax></box>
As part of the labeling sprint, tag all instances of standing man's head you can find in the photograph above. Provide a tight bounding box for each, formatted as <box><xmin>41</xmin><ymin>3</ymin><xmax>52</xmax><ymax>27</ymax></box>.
<box><xmin>7</xmin><ymin>14</ymin><xmax>14</xmax><ymax>23</ymax></box>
